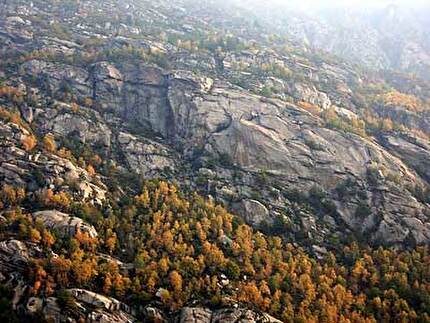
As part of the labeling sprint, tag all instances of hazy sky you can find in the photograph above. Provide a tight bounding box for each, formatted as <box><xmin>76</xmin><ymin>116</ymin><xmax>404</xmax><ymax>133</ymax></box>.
<box><xmin>254</xmin><ymin>0</ymin><xmax>430</xmax><ymax>8</ymax></box>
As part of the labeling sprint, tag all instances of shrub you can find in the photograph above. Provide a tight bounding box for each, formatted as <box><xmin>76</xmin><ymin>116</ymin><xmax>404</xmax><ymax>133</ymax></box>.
<box><xmin>355</xmin><ymin>201</ymin><xmax>372</xmax><ymax>218</ymax></box>
<box><xmin>56</xmin><ymin>289</ymin><xmax>78</xmax><ymax>315</ymax></box>
<box><xmin>219</xmin><ymin>152</ymin><xmax>234</xmax><ymax>167</ymax></box>
<box><xmin>298</xmin><ymin>101</ymin><xmax>321</xmax><ymax>116</ymax></box>
<box><xmin>260</xmin><ymin>86</ymin><xmax>273</xmax><ymax>97</ymax></box>
<box><xmin>379</xmin><ymin>91</ymin><xmax>424</xmax><ymax>112</ymax></box>
<box><xmin>21</xmin><ymin>134</ymin><xmax>37</xmax><ymax>151</ymax></box>
<box><xmin>43</xmin><ymin>134</ymin><xmax>56</xmax><ymax>153</ymax></box>
<box><xmin>366</xmin><ymin>167</ymin><xmax>381</xmax><ymax>186</ymax></box>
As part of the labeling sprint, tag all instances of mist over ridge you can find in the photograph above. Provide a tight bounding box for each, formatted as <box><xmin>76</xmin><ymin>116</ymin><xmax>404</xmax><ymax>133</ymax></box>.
<box><xmin>211</xmin><ymin>0</ymin><xmax>430</xmax><ymax>78</ymax></box>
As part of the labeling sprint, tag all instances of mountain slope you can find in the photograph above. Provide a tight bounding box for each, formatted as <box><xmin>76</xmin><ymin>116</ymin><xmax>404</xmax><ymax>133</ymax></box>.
<box><xmin>0</xmin><ymin>0</ymin><xmax>430</xmax><ymax>322</ymax></box>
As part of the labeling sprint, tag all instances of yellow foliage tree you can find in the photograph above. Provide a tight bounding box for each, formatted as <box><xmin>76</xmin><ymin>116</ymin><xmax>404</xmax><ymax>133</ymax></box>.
<box><xmin>381</xmin><ymin>118</ymin><xmax>394</xmax><ymax>131</ymax></box>
<box><xmin>43</xmin><ymin>134</ymin><xmax>56</xmax><ymax>152</ymax></box>
<box><xmin>21</xmin><ymin>134</ymin><xmax>37</xmax><ymax>151</ymax></box>
<box><xmin>381</xmin><ymin>91</ymin><xmax>423</xmax><ymax>112</ymax></box>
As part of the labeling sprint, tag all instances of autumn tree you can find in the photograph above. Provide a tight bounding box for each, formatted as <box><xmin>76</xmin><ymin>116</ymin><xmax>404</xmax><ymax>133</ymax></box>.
<box><xmin>21</xmin><ymin>134</ymin><xmax>37</xmax><ymax>151</ymax></box>
<box><xmin>4</xmin><ymin>179</ymin><xmax>430</xmax><ymax>322</ymax></box>
<box><xmin>38</xmin><ymin>189</ymin><xmax>71</xmax><ymax>210</ymax></box>
<box><xmin>169</xmin><ymin>270</ymin><xmax>183</xmax><ymax>293</ymax></box>
<box><xmin>381</xmin><ymin>118</ymin><xmax>394</xmax><ymax>131</ymax></box>
<box><xmin>86</xmin><ymin>164</ymin><xmax>96</xmax><ymax>176</ymax></box>
<box><xmin>43</xmin><ymin>134</ymin><xmax>56</xmax><ymax>152</ymax></box>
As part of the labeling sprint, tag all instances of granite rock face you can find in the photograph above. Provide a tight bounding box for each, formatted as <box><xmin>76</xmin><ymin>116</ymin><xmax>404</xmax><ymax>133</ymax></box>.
<box><xmin>117</xmin><ymin>131</ymin><xmax>177</xmax><ymax>177</ymax></box>
<box><xmin>14</xmin><ymin>57</ymin><xmax>430</xmax><ymax>246</ymax></box>
<box><xmin>379</xmin><ymin>133</ymin><xmax>430</xmax><ymax>183</ymax></box>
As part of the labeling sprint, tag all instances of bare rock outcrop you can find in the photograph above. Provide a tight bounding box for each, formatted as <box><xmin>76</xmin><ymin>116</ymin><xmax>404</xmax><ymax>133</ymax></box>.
<box><xmin>289</xmin><ymin>82</ymin><xmax>331</xmax><ymax>109</ymax></box>
<box><xmin>379</xmin><ymin>133</ymin><xmax>430</xmax><ymax>183</ymax></box>
<box><xmin>0</xmin><ymin>119</ymin><xmax>107</xmax><ymax>203</ymax></box>
<box><xmin>16</xmin><ymin>57</ymin><xmax>430</xmax><ymax>246</ymax></box>
<box><xmin>0</xmin><ymin>239</ymin><xmax>31</xmax><ymax>273</ymax></box>
<box><xmin>32</xmin><ymin>210</ymin><xmax>98</xmax><ymax>238</ymax></box>
<box><xmin>237</xmin><ymin>199</ymin><xmax>270</xmax><ymax>227</ymax></box>
<box><xmin>117</xmin><ymin>131</ymin><xmax>177</xmax><ymax>177</ymax></box>
<box><xmin>24</xmin><ymin>292</ymin><xmax>136</xmax><ymax>323</ymax></box>
<box><xmin>179</xmin><ymin>307</ymin><xmax>282</xmax><ymax>323</ymax></box>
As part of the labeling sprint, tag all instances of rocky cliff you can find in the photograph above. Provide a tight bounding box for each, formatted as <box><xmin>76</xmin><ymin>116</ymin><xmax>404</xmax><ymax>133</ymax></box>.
<box><xmin>14</xmin><ymin>57</ymin><xmax>430</xmax><ymax>247</ymax></box>
<box><xmin>0</xmin><ymin>0</ymin><xmax>429</xmax><ymax>322</ymax></box>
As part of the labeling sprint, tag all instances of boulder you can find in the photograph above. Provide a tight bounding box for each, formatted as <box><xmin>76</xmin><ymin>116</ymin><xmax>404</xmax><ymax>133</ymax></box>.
<box><xmin>26</xmin><ymin>297</ymin><xmax>43</xmax><ymax>314</ymax></box>
<box><xmin>0</xmin><ymin>240</ymin><xmax>30</xmax><ymax>272</ymax></box>
<box><xmin>142</xmin><ymin>306</ymin><xmax>166</xmax><ymax>322</ymax></box>
<box><xmin>32</xmin><ymin>210</ymin><xmax>98</xmax><ymax>238</ymax></box>
<box><xmin>178</xmin><ymin>307</ymin><xmax>282</xmax><ymax>323</ymax></box>
<box><xmin>179</xmin><ymin>307</ymin><xmax>212</xmax><ymax>323</ymax></box>
<box><xmin>238</xmin><ymin>199</ymin><xmax>270</xmax><ymax>226</ymax></box>
<box><xmin>212</xmin><ymin>309</ymin><xmax>282</xmax><ymax>323</ymax></box>
<box><xmin>88</xmin><ymin>309</ymin><xmax>135</xmax><ymax>323</ymax></box>
<box><xmin>68</xmin><ymin>289</ymin><xmax>122</xmax><ymax>311</ymax></box>
<box><xmin>290</xmin><ymin>82</ymin><xmax>331</xmax><ymax>109</ymax></box>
